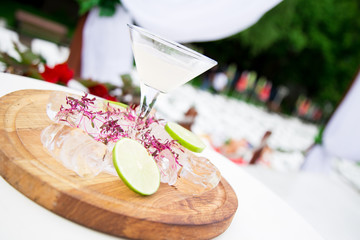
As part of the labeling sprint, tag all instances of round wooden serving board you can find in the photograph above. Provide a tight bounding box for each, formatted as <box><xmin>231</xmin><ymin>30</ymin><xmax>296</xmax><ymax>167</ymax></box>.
<box><xmin>0</xmin><ymin>90</ymin><xmax>238</xmax><ymax>240</ymax></box>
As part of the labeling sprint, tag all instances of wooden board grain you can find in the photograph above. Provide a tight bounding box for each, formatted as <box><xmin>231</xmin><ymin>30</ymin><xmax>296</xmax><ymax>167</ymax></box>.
<box><xmin>0</xmin><ymin>90</ymin><xmax>238</xmax><ymax>240</ymax></box>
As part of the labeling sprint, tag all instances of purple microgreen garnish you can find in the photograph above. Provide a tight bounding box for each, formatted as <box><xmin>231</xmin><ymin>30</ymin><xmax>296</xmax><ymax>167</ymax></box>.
<box><xmin>56</xmin><ymin>93</ymin><xmax>181</xmax><ymax>166</ymax></box>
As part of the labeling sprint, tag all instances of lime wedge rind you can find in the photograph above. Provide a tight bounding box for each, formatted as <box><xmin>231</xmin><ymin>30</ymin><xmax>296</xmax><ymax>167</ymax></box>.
<box><xmin>106</xmin><ymin>100</ymin><xmax>128</xmax><ymax>109</ymax></box>
<box><xmin>165</xmin><ymin>122</ymin><xmax>206</xmax><ymax>153</ymax></box>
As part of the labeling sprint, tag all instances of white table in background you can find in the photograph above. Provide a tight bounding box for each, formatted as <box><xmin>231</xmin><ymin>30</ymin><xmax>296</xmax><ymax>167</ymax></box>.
<box><xmin>244</xmin><ymin>165</ymin><xmax>360</xmax><ymax>240</ymax></box>
<box><xmin>0</xmin><ymin>73</ymin><xmax>324</xmax><ymax>240</ymax></box>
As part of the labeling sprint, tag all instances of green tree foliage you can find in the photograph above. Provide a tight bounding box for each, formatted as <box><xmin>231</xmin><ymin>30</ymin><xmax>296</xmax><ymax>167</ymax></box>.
<box><xmin>197</xmin><ymin>0</ymin><xmax>360</xmax><ymax>111</ymax></box>
<box><xmin>76</xmin><ymin>0</ymin><xmax>121</xmax><ymax>16</ymax></box>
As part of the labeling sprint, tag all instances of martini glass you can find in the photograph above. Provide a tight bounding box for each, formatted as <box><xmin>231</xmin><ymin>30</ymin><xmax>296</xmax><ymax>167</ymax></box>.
<box><xmin>128</xmin><ymin>24</ymin><xmax>217</xmax><ymax>120</ymax></box>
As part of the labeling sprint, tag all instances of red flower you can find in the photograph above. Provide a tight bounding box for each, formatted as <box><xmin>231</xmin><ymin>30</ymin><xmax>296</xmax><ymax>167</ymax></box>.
<box><xmin>41</xmin><ymin>65</ymin><xmax>58</xmax><ymax>83</ymax></box>
<box><xmin>55</xmin><ymin>63</ymin><xmax>74</xmax><ymax>85</ymax></box>
<box><xmin>89</xmin><ymin>84</ymin><xmax>108</xmax><ymax>97</ymax></box>
<box><xmin>105</xmin><ymin>95</ymin><xmax>117</xmax><ymax>101</ymax></box>
<box><xmin>88</xmin><ymin>83</ymin><xmax>117</xmax><ymax>101</ymax></box>
<box><xmin>41</xmin><ymin>63</ymin><xmax>74</xmax><ymax>85</ymax></box>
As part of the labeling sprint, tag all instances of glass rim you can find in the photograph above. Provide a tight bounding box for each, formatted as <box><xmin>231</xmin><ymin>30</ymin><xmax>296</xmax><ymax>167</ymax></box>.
<box><xmin>127</xmin><ymin>24</ymin><xmax>217</xmax><ymax>66</ymax></box>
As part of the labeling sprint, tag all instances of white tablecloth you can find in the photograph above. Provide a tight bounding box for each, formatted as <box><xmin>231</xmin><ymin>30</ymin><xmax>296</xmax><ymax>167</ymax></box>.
<box><xmin>244</xmin><ymin>166</ymin><xmax>360</xmax><ymax>240</ymax></box>
<box><xmin>0</xmin><ymin>72</ymin><xmax>323</xmax><ymax>240</ymax></box>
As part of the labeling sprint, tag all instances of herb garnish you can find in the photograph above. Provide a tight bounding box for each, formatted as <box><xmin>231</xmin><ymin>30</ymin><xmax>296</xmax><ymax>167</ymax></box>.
<box><xmin>56</xmin><ymin>93</ymin><xmax>181</xmax><ymax>165</ymax></box>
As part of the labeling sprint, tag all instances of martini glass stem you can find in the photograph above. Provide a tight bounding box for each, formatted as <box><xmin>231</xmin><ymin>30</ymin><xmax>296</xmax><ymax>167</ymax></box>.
<box><xmin>138</xmin><ymin>82</ymin><xmax>160</xmax><ymax>120</ymax></box>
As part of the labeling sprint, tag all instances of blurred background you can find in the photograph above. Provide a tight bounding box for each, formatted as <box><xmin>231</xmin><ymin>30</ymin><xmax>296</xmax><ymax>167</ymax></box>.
<box><xmin>0</xmin><ymin>0</ymin><xmax>359</xmax><ymax>239</ymax></box>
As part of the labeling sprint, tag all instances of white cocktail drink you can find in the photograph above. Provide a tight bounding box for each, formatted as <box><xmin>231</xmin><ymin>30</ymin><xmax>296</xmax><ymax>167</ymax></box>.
<box><xmin>128</xmin><ymin>24</ymin><xmax>217</xmax><ymax>119</ymax></box>
<box><xmin>132</xmin><ymin>42</ymin><xmax>213</xmax><ymax>93</ymax></box>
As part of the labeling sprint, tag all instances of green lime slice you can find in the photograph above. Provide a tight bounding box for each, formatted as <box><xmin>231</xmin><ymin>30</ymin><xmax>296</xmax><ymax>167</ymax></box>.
<box><xmin>165</xmin><ymin>122</ymin><xmax>206</xmax><ymax>153</ymax></box>
<box><xmin>106</xmin><ymin>100</ymin><xmax>128</xmax><ymax>109</ymax></box>
<box><xmin>112</xmin><ymin>138</ymin><xmax>160</xmax><ymax>195</ymax></box>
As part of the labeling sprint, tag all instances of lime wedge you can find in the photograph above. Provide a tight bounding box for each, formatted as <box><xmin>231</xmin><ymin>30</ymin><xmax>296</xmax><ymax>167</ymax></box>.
<box><xmin>165</xmin><ymin>122</ymin><xmax>206</xmax><ymax>153</ymax></box>
<box><xmin>106</xmin><ymin>100</ymin><xmax>128</xmax><ymax>109</ymax></box>
<box><xmin>112</xmin><ymin>138</ymin><xmax>160</xmax><ymax>195</ymax></box>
